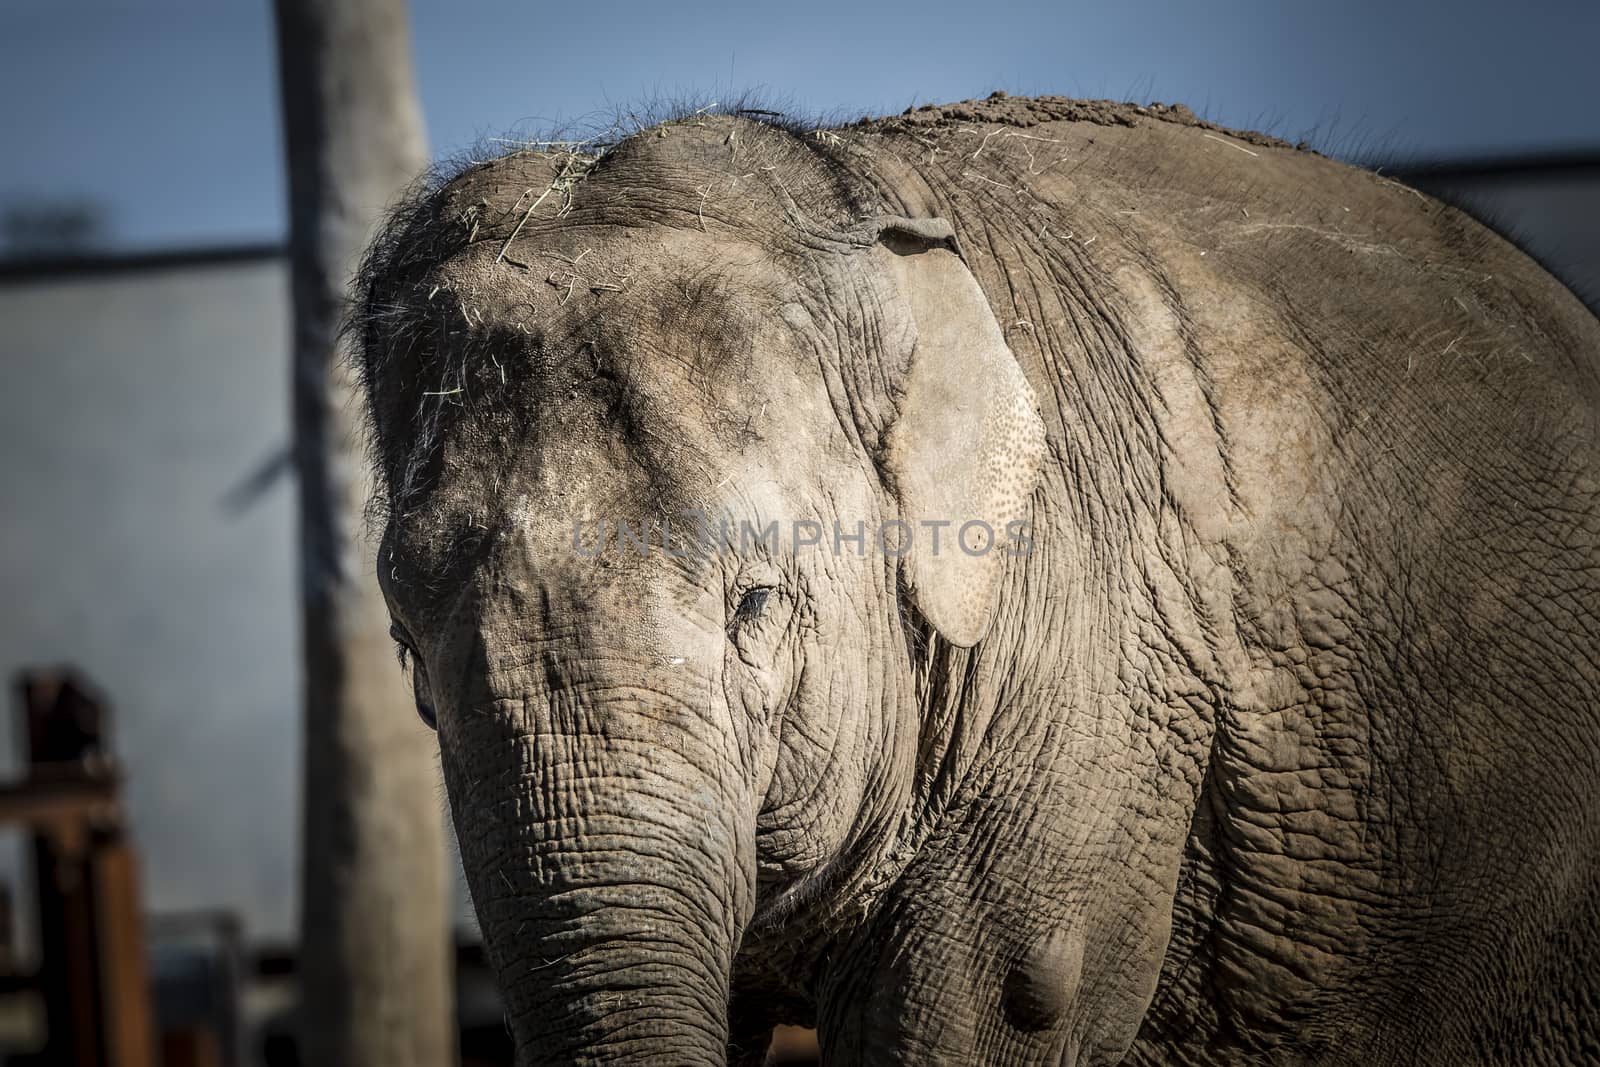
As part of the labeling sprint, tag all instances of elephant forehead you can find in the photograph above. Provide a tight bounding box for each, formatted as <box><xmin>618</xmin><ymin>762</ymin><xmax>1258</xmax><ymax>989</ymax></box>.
<box><xmin>434</xmin><ymin>224</ymin><xmax>785</xmax><ymax>349</ymax></box>
<box><xmin>373</xmin><ymin>223</ymin><xmax>863</xmax><ymax>618</ymax></box>
<box><xmin>431</xmin><ymin>230</ymin><xmax>820</xmax><ymax>433</ymax></box>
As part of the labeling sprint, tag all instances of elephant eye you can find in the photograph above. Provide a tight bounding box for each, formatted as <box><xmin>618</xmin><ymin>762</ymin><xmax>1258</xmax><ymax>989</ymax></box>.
<box><xmin>390</xmin><ymin>624</ymin><xmax>437</xmax><ymax>731</ymax></box>
<box><xmin>730</xmin><ymin>585</ymin><xmax>776</xmax><ymax>631</ymax></box>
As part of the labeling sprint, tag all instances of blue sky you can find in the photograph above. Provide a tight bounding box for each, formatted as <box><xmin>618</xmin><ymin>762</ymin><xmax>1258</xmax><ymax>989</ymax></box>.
<box><xmin>2</xmin><ymin>0</ymin><xmax>1596</xmax><ymax>251</ymax></box>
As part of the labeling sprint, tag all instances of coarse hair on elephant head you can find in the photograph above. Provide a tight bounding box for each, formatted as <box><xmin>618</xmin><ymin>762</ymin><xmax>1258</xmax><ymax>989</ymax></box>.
<box><xmin>352</xmin><ymin>112</ymin><xmax>1044</xmax><ymax>1065</ymax></box>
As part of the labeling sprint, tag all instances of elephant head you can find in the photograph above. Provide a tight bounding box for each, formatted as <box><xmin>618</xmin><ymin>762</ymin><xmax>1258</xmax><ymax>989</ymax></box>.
<box><xmin>354</xmin><ymin>118</ymin><xmax>1044</xmax><ymax>1063</ymax></box>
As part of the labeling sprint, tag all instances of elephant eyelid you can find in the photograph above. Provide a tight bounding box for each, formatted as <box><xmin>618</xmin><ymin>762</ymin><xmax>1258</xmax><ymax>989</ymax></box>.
<box><xmin>729</xmin><ymin>585</ymin><xmax>777</xmax><ymax>630</ymax></box>
<box><xmin>389</xmin><ymin>623</ymin><xmax>437</xmax><ymax>730</ymax></box>
<box><xmin>389</xmin><ymin>623</ymin><xmax>419</xmax><ymax>668</ymax></box>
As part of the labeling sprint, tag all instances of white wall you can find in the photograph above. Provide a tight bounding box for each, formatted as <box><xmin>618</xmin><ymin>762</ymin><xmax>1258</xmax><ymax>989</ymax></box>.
<box><xmin>0</xmin><ymin>255</ymin><xmax>474</xmax><ymax>947</ymax></box>
<box><xmin>0</xmin><ymin>257</ymin><xmax>303</xmax><ymax>939</ymax></box>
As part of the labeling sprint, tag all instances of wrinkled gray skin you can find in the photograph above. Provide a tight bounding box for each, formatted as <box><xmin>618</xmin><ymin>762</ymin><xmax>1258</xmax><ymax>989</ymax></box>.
<box><xmin>353</xmin><ymin>96</ymin><xmax>1600</xmax><ymax>1065</ymax></box>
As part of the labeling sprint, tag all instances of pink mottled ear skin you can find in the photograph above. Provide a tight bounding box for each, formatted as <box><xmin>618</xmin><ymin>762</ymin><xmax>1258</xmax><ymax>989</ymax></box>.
<box><xmin>872</xmin><ymin>242</ymin><xmax>1046</xmax><ymax>647</ymax></box>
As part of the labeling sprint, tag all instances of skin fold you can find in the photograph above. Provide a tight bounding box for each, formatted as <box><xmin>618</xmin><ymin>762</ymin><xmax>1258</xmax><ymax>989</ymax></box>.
<box><xmin>352</xmin><ymin>96</ymin><xmax>1600</xmax><ymax>1065</ymax></box>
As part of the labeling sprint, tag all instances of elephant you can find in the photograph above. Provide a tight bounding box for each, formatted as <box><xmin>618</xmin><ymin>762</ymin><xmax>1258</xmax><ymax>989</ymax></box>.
<box><xmin>350</xmin><ymin>94</ymin><xmax>1600</xmax><ymax>1065</ymax></box>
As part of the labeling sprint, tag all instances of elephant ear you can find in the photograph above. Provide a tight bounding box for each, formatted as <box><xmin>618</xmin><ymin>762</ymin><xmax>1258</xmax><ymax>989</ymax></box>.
<box><xmin>869</xmin><ymin>218</ymin><xmax>1046</xmax><ymax>647</ymax></box>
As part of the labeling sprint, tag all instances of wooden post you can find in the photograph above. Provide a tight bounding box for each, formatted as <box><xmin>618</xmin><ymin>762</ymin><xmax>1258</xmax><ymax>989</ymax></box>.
<box><xmin>272</xmin><ymin>2</ymin><xmax>455</xmax><ymax>1064</ymax></box>
<box><xmin>91</xmin><ymin>843</ymin><xmax>157</xmax><ymax>1067</ymax></box>
<box><xmin>13</xmin><ymin>670</ymin><xmax>155</xmax><ymax>1067</ymax></box>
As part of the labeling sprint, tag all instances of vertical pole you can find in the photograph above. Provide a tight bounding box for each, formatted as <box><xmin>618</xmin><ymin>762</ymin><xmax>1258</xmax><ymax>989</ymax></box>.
<box><xmin>272</xmin><ymin>2</ymin><xmax>455</xmax><ymax>1064</ymax></box>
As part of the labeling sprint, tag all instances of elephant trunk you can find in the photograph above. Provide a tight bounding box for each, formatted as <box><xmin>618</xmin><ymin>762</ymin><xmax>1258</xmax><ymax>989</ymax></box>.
<box><xmin>447</xmin><ymin>678</ymin><xmax>753</xmax><ymax>1067</ymax></box>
